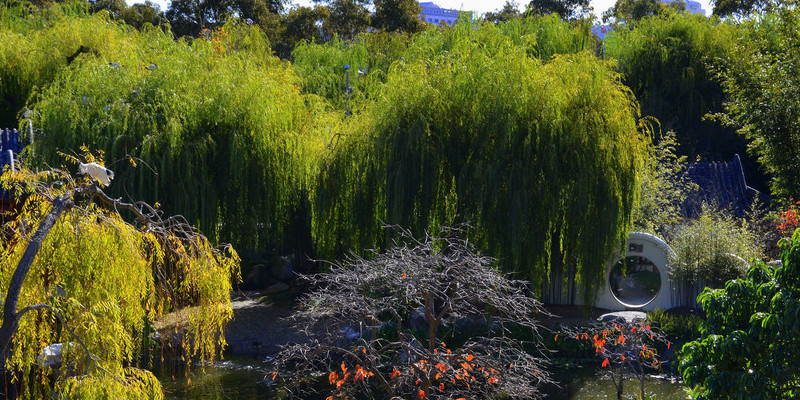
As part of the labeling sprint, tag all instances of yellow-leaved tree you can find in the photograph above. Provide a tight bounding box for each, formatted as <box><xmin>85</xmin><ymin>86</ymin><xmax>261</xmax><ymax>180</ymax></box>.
<box><xmin>0</xmin><ymin>151</ymin><xmax>239</xmax><ymax>399</ymax></box>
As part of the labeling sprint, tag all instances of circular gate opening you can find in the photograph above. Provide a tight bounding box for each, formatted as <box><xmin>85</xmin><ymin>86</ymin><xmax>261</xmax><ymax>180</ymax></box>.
<box><xmin>609</xmin><ymin>256</ymin><xmax>661</xmax><ymax>308</ymax></box>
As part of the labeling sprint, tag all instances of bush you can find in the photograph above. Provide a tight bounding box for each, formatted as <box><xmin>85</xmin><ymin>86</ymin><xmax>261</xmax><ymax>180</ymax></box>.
<box><xmin>667</xmin><ymin>204</ymin><xmax>763</xmax><ymax>287</ymax></box>
<box><xmin>646</xmin><ymin>309</ymin><xmax>703</xmax><ymax>344</ymax></box>
<box><xmin>679</xmin><ymin>228</ymin><xmax>800</xmax><ymax>400</ymax></box>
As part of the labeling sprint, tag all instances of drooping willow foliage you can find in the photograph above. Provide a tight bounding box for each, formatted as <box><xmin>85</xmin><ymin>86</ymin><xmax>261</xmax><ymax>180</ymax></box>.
<box><xmin>12</xmin><ymin>9</ymin><xmax>326</xmax><ymax>256</ymax></box>
<box><xmin>291</xmin><ymin>32</ymin><xmax>412</xmax><ymax>110</ymax></box>
<box><xmin>0</xmin><ymin>2</ymin><xmax>115</xmax><ymax>126</ymax></box>
<box><xmin>313</xmin><ymin>22</ymin><xmax>650</xmax><ymax>302</ymax></box>
<box><xmin>0</xmin><ymin>165</ymin><xmax>239</xmax><ymax>399</ymax></box>
<box><xmin>495</xmin><ymin>14</ymin><xmax>597</xmax><ymax>60</ymax></box>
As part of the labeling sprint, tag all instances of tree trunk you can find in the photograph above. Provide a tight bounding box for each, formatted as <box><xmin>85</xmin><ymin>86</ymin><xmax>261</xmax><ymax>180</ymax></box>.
<box><xmin>0</xmin><ymin>195</ymin><xmax>71</xmax><ymax>368</ymax></box>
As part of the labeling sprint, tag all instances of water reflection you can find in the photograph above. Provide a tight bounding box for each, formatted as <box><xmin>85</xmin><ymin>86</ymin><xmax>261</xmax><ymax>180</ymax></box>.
<box><xmin>156</xmin><ymin>358</ymin><xmax>690</xmax><ymax>400</ymax></box>
<box><xmin>156</xmin><ymin>356</ymin><xmax>274</xmax><ymax>400</ymax></box>
<box><xmin>545</xmin><ymin>367</ymin><xmax>690</xmax><ymax>400</ymax></box>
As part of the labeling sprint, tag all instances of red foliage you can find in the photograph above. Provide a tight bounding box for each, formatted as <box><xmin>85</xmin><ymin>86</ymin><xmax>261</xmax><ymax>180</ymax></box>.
<box><xmin>778</xmin><ymin>199</ymin><xmax>800</xmax><ymax>237</ymax></box>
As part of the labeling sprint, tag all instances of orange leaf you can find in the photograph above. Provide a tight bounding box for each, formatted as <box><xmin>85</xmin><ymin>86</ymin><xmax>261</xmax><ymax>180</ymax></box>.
<box><xmin>602</xmin><ymin>358</ymin><xmax>610</xmax><ymax>368</ymax></box>
<box><xmin>466</xmin><ymin>354</ymin><xmax>474</xmax><ymax>362</ymax></box>
<box><xmin>272</xmin><ymin>371</ymin><xmax>277</xmax><ymax>380</ymax></box>
<box><xmin>439</xmin><ymin>383</ymin><xmax>445</xmax><ymax>391</ymax></box>
<box><xmin>488</xmin><ymin>376</ymin><xmax>499</xmax><ymax>384</ymax></box>
<box><xmin>418</xmin><ymin>390</ymin><xmax>425</xmax><ymax>399</ymax></box>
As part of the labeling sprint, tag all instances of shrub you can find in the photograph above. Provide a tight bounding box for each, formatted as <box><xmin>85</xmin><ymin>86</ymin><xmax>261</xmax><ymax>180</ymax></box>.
<box><xmin>679</xmin><ymin>228</ymin><xmax>800</xmax><ymax>400</ymax></box>
<box><xmin>667</xmin><ymin>204</ymin><xmax>763</xmax><ymax>287</ymax></box>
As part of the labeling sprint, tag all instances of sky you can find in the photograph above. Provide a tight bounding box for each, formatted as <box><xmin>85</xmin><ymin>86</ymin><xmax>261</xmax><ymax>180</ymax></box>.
<box><xmin>128</xmin><ymin>0</ymin><xmax>713</xmax><ymax>21</ymax></box>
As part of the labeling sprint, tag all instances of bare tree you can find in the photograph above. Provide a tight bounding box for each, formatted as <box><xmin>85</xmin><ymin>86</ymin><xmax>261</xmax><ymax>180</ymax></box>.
<box><xmin>271</xmin><ymin>226</ymin><xmax>552</xmax><ymax>399</ymax></box>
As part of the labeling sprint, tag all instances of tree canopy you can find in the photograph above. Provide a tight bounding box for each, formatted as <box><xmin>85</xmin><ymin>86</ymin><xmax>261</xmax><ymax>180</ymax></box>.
<box><xmin>525</xmin><ymin>0</ymin><xmax>591</xmax><ymax>20</ymax></box>
<box><xmin>714</xmin><ymin>6</ymin><xmax>800</xmax><ymax>200</ymax></box>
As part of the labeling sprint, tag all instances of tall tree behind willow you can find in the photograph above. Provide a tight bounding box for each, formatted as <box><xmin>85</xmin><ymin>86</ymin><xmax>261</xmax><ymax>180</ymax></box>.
<box><xmin>22</xmin><ymin>14</ymin><xmax>324</xmax><ymax>257</ymax></box>
<box><xmin>602</xmin><ymin>13</ymin><xmax>767</xmax><ymax>190</ymax></box>
<box><xmin>313</xmin><ymin>22</ymin><xmax>649</xmax><ymax>303</ymax></box>
<box><xmin>714</xmin><ymin>7</ymin><xmax>800</xmax><ymax>201</ymax></box>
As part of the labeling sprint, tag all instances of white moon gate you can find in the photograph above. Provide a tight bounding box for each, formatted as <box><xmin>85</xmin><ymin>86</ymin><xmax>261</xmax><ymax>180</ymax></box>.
<box><xmin>594</xmin><ymin>232</ymin><xmax>677</xmax><ymax>311</ymax></box>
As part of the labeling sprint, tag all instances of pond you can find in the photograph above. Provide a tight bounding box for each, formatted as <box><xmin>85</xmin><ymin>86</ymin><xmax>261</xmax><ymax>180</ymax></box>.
<box><xmin>156</xmin><ymin>357</ymin><xmax>690</xmax><ymax>400</ymax></box>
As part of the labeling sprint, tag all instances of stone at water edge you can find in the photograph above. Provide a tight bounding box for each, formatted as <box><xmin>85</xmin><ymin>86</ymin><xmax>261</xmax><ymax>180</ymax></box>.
<box><xmin>597</xmin><ymin>311</ymin><xmax>647</xmax><ymax>324</ymax></box>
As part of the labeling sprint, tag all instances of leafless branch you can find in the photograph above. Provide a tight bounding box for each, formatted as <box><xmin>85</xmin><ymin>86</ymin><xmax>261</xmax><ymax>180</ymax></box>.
<box><xmin>272</xmin><ymin>226</ymin><xmax>553</xmax><ymax>399</ymax></box>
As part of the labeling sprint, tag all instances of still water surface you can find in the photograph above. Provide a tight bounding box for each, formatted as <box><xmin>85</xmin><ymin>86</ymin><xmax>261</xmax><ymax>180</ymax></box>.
<box><xmin>156</xmin><ymin>358</ymin><xmax>689</xmax><ymax>400</ymax></box>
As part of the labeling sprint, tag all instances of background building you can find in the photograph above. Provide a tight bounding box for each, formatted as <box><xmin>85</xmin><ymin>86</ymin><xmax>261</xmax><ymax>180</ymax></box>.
<box><xmin>418</xmin><ymin>2</ymin><xmax>463</xmax><ymax>25</ymax></box>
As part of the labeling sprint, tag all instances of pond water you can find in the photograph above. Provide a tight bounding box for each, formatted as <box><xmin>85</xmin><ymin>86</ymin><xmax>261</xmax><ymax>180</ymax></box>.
<box><xmin>544</xmin><ymin>367</ymin><xmax>690</xmax><ymax>400</ymax></box>
<box><xmin>156</xmin><ymin>358</ymin><xmax>689</xmax><ymax>400</ymax></box>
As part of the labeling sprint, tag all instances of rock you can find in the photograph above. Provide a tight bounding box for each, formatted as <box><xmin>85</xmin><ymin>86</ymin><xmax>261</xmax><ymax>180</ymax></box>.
<box><xmin>262</xmin><ymin>282</ymin><xmax>290</xmax><ymax>296</ymax></box>
<box><xmin>270</xmin><ymin>255</ymin><xmax>295</xmax><ymax>281</ymax></box>
<box><xmin>597</xmin><ymin>311</ymin><xmax>647</xmax><ymax>324</ymax></box>
<box><xmin>37</xmin><ymin>343</ymin><xmax>64</xmax><ymax>367</ymax></box>
<box><xmin>243</xmin><ymin>263</ymin><xmax>269</xmax><ymax>288</ymax></box>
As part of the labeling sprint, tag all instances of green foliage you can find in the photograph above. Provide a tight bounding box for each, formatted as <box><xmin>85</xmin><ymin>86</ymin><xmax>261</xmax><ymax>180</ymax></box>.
<box><xmin>602</xmin><ymin>0</ymin><xmax>681</xmax><ymax>25</ymax></box>
<box><xmin>495</xmin><ymin>14</ymin><xmax>596</xmax><ymax>60</ymax></box>
<box><xmin>712</xmin><ymin>0</ymin><xmax>775</xmax><ymax>17</ymax></box>
<box><xmin>313</xmin><ymin>22</ymin><xmax>649</xmax><ymax>302</ymax></box>
<box><xmin>0</xmin><ymin>163</ymin><xmax>239</xmax><ymax>399</ymax></box>
<box><xmin>484</xmin><ymin>1</ymin><xmax>523</xmax><ymax>24</ymax></box>
<box><xmin>291</xmin><ymin>32</ymin><xmax>410</xmax><ymax>110</ymax></box>
<box><xmin>315</xmin><ymin>0</ymin><xmax>370</xmax><ymax>40</ymax></box>
<box><xmin>715</xmin><ymin>7</ymin><xmax>800</xmax><ymax>200</ymax></box>
<box><xmin>8</xmin><ymin>13</ymin><xmax>322</xmax><ymax>257</ymax></box>
<box><xmin>602</xmin><ymin>13</ymin><xmax>765</xmax><ymax>190</ymax></box>
<box><xmin>646</xmin><ymin>309</ymin><xmax>703</xmax><ymax>343</ymax></box>
<box><xmin>372</xmin><ymin>0</ymin><xmax>425</xmax><ymax>33</ymax></box>
<box><xmin>679</xmin><ymin>228</ymin><xmax>800</xmax><ymax>400</ymax></box>
<box><xmin>668</xmin><ymin>204</ymin><xmax>763</xmax><ymax>286</ymax></box>
<box><xmin>0</xmin><ymin>1</ymin><xmax>102</xmax><ymax>126</ymax></box>
<box><xmin>165</xmin><ymin>0</ymin><xmax>283</xmax><ymax>37</ymax></box>
<box><xmin>633</xmin><ymin>130</ymin><xmax>697</xmax><ymax>235</ymax></box>
<box><xmin>525</xmin><ymin>0</ymin><xmax>591</xmax><ymax>20</ymax></box>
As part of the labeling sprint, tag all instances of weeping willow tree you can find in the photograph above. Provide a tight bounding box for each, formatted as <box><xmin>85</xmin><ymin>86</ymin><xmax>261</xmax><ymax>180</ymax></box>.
<box><xmin>313</xmin><ymin>22</ymin><xmax>650</xmax><ymax>303</ymax></box>
<box><xmin>12</xmin><ymin>9</ymin><xmax>325</xmax><ymax>257</ymax></box>
<box><xmin>0</xmin><ymin>1</ymin><xmax>104</xmax><ymax>126</ymax></box>
<box><xmin>0</xmin><ymin>154</ymin><xmax>239</xmax><ymax>399</ymax></box>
